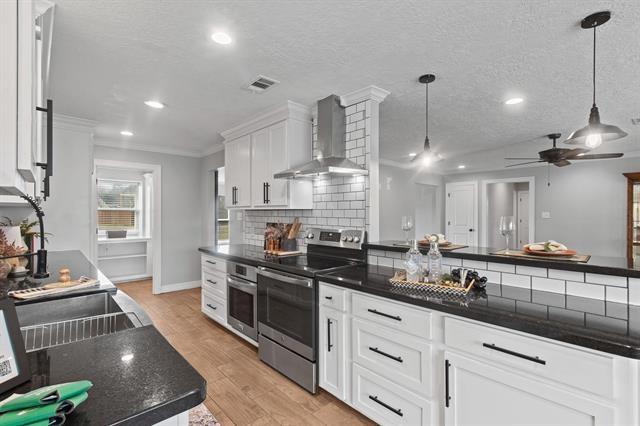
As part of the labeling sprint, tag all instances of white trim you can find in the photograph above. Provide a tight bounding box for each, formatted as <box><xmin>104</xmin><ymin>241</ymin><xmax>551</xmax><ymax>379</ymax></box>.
<box><xmin>52</xmin><ymin>114</ymin><xmax>97</xmax><ymax>133</ymax></box>
<box><xmin>445</xmin><ymin>181</ymin><xmax>479</xmax><ymax>246</ymax></box>
<box><xmin>157</xmin><ymin>280</ymin><xmax>201</xmax><ymax>293</ymax></box>
<box><xmin>480</xmin><ymin>176</ymin><xmax>535</xmax><ymax>248</ymax></box>
<box><xmin>220</xmin><ymin>101</ymin><xmax>312</xmax><ymax>141</ymax></box>
<box><xmin>108</xmin><ymin>273</ymin><xmax>152</xmax><ymax>284</ymax></box>
<box><xmin>93</xmin><ymin>138</ymin><xmax>202</xmax><ymax>158</ymax></box>
<box><xmin>340</xmin><ymin>85</ymin><xmax>390</xmax><ymax>106</ymax></box>
<box><xmin>380</xmin><ymin>158</ymin><xmax>417</xmax><ymax>170</ymax></box>
<box><xmin>202</xmin><ymin>143</ymin><xmax>225</xmax><ymax>157</ymax></box>
<box><xmin>92</xmin><ymin>159</ymin><xmax>162</xmax><ymax>295</ymax></box>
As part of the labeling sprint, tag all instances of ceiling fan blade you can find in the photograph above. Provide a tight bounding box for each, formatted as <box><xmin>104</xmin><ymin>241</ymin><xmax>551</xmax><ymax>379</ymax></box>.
<box><xmin>504</xmin><ymin>157</ymin><xmax>540</xmax><ymax>160</ymax></box>
<box><xmin>563</xmin><ymin>148</ymin><xmax>590</xmax><ymax>159</ymax></box>
<box><xmin>553</xmin><ymin>160</ymin><xmax>571</xmax><ymax>167</ymax></box>
<box><xmin>506</xmin><ymin>160</ymin><xmax>545</xmax><ymax>168</ymax></box>
<box><xmin>571</xmin><ymin>153</ymin><xmax>624</xmax><ymax>160</ymax></box>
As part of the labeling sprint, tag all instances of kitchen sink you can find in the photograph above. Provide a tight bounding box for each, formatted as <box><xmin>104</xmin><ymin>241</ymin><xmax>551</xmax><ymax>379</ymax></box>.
<box><xmin>16</xmin><ymin>292</ymin><xmax>143</xmax><ymax>352</ymax></box>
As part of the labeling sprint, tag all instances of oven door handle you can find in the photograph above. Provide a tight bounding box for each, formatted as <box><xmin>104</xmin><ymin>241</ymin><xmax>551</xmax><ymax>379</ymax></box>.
<box><xmin>227</xmin><ymin>276</ymin><xmax>257</xmax><ymax>293</ymax></box>
<box><xmin>257</xmin><ymin>267</ymin><xmax>314</xmax><ymax>288</ymax></box>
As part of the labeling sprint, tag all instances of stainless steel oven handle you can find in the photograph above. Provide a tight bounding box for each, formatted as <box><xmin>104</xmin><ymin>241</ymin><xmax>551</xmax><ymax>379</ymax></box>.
<box><xmin>227</xmin><ymin>275</ymin><xmax>257</xmax><ymax>293</ymax></box>
<box><xmin>257</xmin><ymin>267</ymin><xmax>314</xmax><ymax>288</ymax></box>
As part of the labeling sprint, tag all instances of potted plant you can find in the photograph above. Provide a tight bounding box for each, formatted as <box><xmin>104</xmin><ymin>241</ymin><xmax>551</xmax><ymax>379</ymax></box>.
<box><xmin>0</xmin><ymin>229</ymin><xmax>27</xmax><ymax>279</ymax></box>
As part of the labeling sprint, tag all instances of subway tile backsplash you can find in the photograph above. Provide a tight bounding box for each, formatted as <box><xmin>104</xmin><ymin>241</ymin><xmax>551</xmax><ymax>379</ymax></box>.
<box><xmin>368</xmin><ymin>250</ymin><xmax>638</xmax><ymax>306</ymax></box>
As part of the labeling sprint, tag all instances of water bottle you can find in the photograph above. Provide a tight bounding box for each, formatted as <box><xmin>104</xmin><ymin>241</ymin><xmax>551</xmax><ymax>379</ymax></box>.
<box><xmin>404</xmin><ymin>240</ymin><xmax>423</xmax><ymax>282</ymax></box>
<box><xmin>427</xmin><ymin>239</ymin><xmax>442</xmax><ymax>283</ymax></box>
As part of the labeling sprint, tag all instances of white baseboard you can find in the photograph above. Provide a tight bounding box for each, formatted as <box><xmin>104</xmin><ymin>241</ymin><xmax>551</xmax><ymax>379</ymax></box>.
<box><xmin>159</xmin><ymin>280</ymin><xmax>201</xmax><ymax>293</ymax></box>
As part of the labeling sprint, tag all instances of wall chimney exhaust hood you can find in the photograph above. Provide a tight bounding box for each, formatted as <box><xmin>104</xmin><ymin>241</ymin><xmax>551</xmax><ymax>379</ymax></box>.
<box><xmin>274</xmin><ymin>95</ymin><xmax>368</xmax><ymax>179</ymax></box>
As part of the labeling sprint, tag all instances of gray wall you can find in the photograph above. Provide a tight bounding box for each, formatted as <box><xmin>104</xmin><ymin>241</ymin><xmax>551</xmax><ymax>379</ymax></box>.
<box><xmin>446</xmin><ymin>157</ymin><xmax>637</xmax><ymax>257</ymax></box>
<box><xmin>486</xmin><ymin>182</ymin><xmax>515</xmax><ymax>249</ymax></box>
<box><xmin>94</xmin><ymin>146</ymin><xmax>203</xmax><ymax>287</ymax></box>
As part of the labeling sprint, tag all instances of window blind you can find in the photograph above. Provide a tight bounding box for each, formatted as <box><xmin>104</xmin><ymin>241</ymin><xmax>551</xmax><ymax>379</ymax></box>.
<box><xmin>97</xmin><ymin>180</ymin><xmax>141</xmax><ymax>231</ymax></box>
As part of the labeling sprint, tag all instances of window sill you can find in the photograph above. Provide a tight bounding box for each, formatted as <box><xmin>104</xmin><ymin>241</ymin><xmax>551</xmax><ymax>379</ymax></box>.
<box><xmin>97</xmin><ymin>236</ymin><xmax>151</xmax><ymax>244</ymax></box>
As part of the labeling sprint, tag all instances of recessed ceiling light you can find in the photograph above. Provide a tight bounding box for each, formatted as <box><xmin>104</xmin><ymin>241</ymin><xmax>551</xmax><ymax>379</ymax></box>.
<box><xmin>120</xmin><ymin>130</ymin><xmax>133</xmax><ymax>136</ymax></box>
<box><xmin>409</xmin><ymin>152</ymin><xmax>417</xmax><ymax>157</ymax></box>
<box><xmin>144</xmin><ymin>100</ymin><xmax>165</xmax><ymax>109</ymax></box>
<box><xmin>505</xmin><ymin>97</ymin><xmax>524</xmax><ymax>105</ymax></box>
<box><xmin>458</xmin><ymin>165</ymin><xmax>466</xmax><ymax>169</ymax></box>
<box><xmin>211</xmin><ymin>32</ymin><xmax>232</xmax><ymax>45</ymax></box>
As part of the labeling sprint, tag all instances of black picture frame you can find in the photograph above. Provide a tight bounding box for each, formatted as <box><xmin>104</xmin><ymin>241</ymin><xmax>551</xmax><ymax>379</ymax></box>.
<box><xmin>0</xmin><ymin>299</ymin><xmax>30</xmax><ymax>394</ymax></box>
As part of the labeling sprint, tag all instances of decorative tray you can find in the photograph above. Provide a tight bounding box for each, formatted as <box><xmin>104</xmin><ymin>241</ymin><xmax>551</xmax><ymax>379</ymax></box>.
<box><xmin>388</xmin><ymin>276</ymin><xmax>475</xmax><ymax>296</ymax></box>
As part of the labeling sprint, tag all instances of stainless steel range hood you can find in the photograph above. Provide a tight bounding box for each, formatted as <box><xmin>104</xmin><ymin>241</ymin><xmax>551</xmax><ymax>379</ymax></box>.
<box><xmin>274</xmin><ymin>95</ymin><xmax>368</xmax><ymax>179</ymax></box>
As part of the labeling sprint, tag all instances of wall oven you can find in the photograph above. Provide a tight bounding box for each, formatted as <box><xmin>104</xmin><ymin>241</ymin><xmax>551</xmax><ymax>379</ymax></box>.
<box><xmin>226</xmin><ymin>261</ymin><xmax>257</xmax><ymax>342</ymax></box>
<box><xmin>257</xmin><ymin>267</ymin><xmax>316</xmax><ymax>393</ymax></box>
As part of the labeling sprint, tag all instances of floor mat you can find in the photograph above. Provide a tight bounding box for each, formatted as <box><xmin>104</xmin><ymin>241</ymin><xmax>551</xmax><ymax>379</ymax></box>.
<box><xmin>189</xmin><ymin>403</ymin><xmax>220</xmax><ymax>426</ymax></box>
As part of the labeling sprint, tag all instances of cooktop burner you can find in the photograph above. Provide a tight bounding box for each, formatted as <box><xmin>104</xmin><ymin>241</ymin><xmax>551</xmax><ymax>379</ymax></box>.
<box><xmin>262</xmin><ymin>253</ymin><xmax>359</xmax><ymax>274</ymax></box>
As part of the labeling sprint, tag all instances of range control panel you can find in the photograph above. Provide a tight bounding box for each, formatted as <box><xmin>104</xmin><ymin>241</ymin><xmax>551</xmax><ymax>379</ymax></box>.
<box><xmin>305</xmin><ymin>228</ymin><xmax>365</xmax><ymax>249</ymax></box>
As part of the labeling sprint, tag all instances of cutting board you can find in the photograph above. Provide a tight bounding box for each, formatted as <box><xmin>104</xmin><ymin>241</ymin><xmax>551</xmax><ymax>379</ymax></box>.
<box><xmin>264</xmin><ymin>250</ymin><xmax>303</xmax><ymax>257</ymax></box>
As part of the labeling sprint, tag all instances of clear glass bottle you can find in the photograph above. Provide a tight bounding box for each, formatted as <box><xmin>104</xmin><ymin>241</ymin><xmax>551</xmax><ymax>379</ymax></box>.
<box><xmin>405</xmin><ymin>239</ymin><xmax>423</xmax><ymax>282</ymax></box>
<box><xmin>427</xmin><ymin>240</ymin><xmax>442</xmax><ymax>283</ymax></box>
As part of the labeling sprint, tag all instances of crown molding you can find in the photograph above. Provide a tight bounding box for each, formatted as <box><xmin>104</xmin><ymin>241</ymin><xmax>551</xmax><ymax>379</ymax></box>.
<box><xmin>220</xmin><ymin>101</ymin><xmax>312</xmax><ymax>142</ymax></box>
<box><xmin>93</xmin><ymin>138</ymin><xmax>203</xmax><ymax>158</ymax></box>
<box><xmin>341</xmin><ymin>85</ymin><xmax>390</xmax><ymax>106</ymax></box>
<box><xmin>379</xmin><ymin>158</ymin><xmax>415</xmax><ymax>169</ymax></box>
<box><xmin>202</xmin><ymin>143</ymin><xmax>225</xmax><ymax>157</ymax></box>
<box><xmin>52</xmin><ymin>114</ymin><xmax>97</xmax><ymax>134</ymax></box>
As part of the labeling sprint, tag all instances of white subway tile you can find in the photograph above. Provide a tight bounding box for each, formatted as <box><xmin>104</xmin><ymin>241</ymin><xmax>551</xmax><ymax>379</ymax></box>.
<box><xmin>442</xmin><ymin>258</ymin><xmax>462</xmax><ymax>267</ymax></box>
<box><xmin>482</xmin><ymin>270</ymin><xmax>501</xmax><ymax>284</ymax></box>
<box><xmin>462</xmin><ymin>259</ymin><xmax>487</xmax><ymax>270</ymax></box>
<box><xmin>378</xmin><ymin>257</ymin><xmax>393</xmax><ymax>267</ymax></box>
<box><xmin>393</xmin><ymin>258</ymin><xmax>405</xmax><ymax>269</ymax></box>
<box><xmin>345</xmin><ymin>105</ymin><xmax>357</xmax><ymax>115</ymax></box>
<box><xmin>487</xmin><ymin>262</ymin><xmax>515</xmax><ymax>273</ymax></box>
<box><xmin>585</xmin><ymin>274</ymin><xmax>627</xmax><ymax>288</ymax></box>
<box><xmin>501</xmin><ymin>273</ymin><xmax>531</xmax><ymax>289</ymax></box>
<box><xmin>367</xmin><ymin>256</ymin><xmax>378</xmax><ymax>265</ymax></box>
<box><xmin>532</xmin><ymin>277</ymin><xmax>565</xmax><ymax>294</ymax></box>
<box><xmin>548</xmin><ymin>269</ymin><xmax>585</xmax><ymax>282</ymax></box>
<box><xmin>566</xmin><ymin>281</ymin><xmax>605</xmax><ymax>300</ymax></box>
<box><xmin>516</xmin><ymin>265</ymin><xmax>547</xmax><ymax>278</ymax></box>
<box><xmin>385</xmin><ymin>251</ymin><xmax>402</xmax><ymax>259</ymax></box>
<box><xmin>606</xmin><ymin>287</ymin><xmax>628</xmax><ymax>304</ymax></box>
<box><xmin>629</xmin><ymin>278</ymin><xmax>640</xmax><ymax>306</ymax></box>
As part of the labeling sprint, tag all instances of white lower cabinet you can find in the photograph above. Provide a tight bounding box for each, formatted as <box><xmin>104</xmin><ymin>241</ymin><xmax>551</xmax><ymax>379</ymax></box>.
<box><xmin>444</xmin><ymin>351</ymin><xmax>615</xmax><ymax>426</ymax></box>
<box><xmin>319</xmin><ymin>305</ymin><xmax>347</xmax><ymax>401</ymax></box>
<box><xmin>200</xmin><ymin>254</ymin><xmax>227</xmax><ymax>326</ymax></box>
<box><xmin>317</xmin><ymin>282</ymin><xmax>639</xmax><ymax>426</ymax></box>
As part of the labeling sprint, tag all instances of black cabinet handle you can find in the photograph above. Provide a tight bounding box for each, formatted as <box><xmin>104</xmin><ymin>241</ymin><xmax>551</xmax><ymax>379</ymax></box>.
<box><xmin>368</xmin><ymin>395</ymin><xmax>403</xmax><ymax>417</ymax></box>
<box><xmin>206</xmin><ymin>279</ymin><xmax>217</xmax><ymax>285</ymax></box>
<box><xmin>265</xmin><ymin>182</ymin><xmax>270</xmax><ymax>204</ymax></box>
<box><xmin>206</xmin><ymin>260</ymin><xmax>217</xmax><ymax>265</ymax></box>
<box><xmin>368</xmin><ymin>346</ymin><xmax>403</xmax><ymax>363</ymax></box>
<box><xmin>469</xmin><ymin>228</ymin><xmax>474</xmax><ymax>232</ymax></box>
<box><xmin>324</xmin><ymin>296</ymin><xmax>333</xmax><ymax>300</ymax></box>
<box><xmin>35</xmin><ymin>99</ymin><xmax>53</xmax><ymax>199</ymax></box>
<box><xmin>327</xmin><ymin>318</ymin><xmax>333</xmax><ymax>352</ymax></box>
<box><xmin>206</xmin><ymin>304</ymin><xmax>217</xmax><ymax>310</ymax></box>
<box><xmin>263</xmin><ymin>182</ymin><xmax>266</xmax><ymax>204</ymax></box>
<box><xmin>445</xmin><ymin>359</ymin><xmax>451</xmax><ymax>408</ymax></box>
<box><xmin>482</xmin><ymin>343</ymin><xmax>546</xmax><ymax>365</ymax></box>
<box><xmin>367</xmin><ymin>308</ymin><xmax>402</xmax><ymax>321</ymax></box>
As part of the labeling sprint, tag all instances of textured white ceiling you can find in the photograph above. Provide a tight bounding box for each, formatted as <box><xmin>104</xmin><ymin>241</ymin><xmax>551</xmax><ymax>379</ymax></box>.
<box><xmin>50</xmin><ymin>0</ymin><xmax>640</xmax><ymax>163</ymax></box>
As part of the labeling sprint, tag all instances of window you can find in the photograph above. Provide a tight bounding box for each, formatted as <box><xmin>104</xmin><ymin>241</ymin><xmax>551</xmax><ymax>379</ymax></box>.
<box><xmin>97</xmin><ymin>179</ymin><xmax>143</xmax><ymax>235</ymax></box>
<box><xmin>215</xmin><ymin>168</ymin><xmax>229</xmax><ymax>245</ymax></box>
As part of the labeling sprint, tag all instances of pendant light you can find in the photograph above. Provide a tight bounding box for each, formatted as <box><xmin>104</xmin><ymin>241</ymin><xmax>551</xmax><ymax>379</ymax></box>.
<box><xmin>565</xmin><ymin>11</ymin><xmax>627</xmax><ymax>149</ymax></box>
<box><xmin>412</xmin><ymin>74</ymin><xmax>437</xmax><ymax>165</ymax></box>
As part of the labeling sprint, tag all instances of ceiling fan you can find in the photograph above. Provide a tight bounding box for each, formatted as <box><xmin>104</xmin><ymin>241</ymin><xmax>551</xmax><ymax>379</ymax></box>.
<box><xmin>505</xmin><ymin>133</ymin><xmax>623</xmax><ymax>168</ymax></box>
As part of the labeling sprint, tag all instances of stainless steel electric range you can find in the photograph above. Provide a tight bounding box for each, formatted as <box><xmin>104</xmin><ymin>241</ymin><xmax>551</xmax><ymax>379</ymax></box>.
<box><xmin>257</xmin><ymin>228</ymin><xmax>365</xmax><ymax>393</ymax></box>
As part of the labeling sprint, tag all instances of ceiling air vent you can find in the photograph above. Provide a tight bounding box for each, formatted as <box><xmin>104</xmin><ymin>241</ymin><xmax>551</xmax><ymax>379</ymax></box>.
<box><xmin>247</xmin><ymin>75</ymin><xmax>279</xmax><ymax>93</ymax></box>
<box><xmin>631</xmin><ymin>117</ymin><xmax>640</xmax><ymax>125</ymax></box>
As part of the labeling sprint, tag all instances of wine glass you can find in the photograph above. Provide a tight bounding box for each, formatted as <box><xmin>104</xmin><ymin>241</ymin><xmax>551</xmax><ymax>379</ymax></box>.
<box><xmin>499</xmin><ymin>215</ymin><xmax>515</xmax><ymax>254</ymax></box>
<box><xmin>401</xmin><ymin>216</ymin><xmax>414</xmax><ymax>244</ymax></box>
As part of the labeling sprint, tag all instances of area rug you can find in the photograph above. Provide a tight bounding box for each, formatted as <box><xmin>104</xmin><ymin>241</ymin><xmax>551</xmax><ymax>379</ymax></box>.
<box><xmin>189</xmin><ymin>403</ymin><xmax>220</xmax><ymax>426</ymax></box>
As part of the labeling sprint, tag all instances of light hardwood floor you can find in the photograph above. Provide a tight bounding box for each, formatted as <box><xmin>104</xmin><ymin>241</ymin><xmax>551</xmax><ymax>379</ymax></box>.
<box><xmin>117</xmin><ymin>280</ymin><xmax>374</xmax><ymax>426</ymax></box>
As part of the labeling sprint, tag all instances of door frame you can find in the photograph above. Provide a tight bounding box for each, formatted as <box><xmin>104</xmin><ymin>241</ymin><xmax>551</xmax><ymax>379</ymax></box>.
<box><xmin>91</xmin><ymin>159</ymin><xmax>162</xmax><ymax>294</ymax></box>
<box><xmin>515</xmin><ymin>189</ymin><xmax>529</xmax><ymax>246</ymax></box>
<box><xmin>445</xmin><ymin>181</ymin><xmax>479</xmax><ymax>246</ymax></box>
<box><xmin>480</xmin><ymin>177</ymin><xmax>535</xmax><ymax>248</ymax></box>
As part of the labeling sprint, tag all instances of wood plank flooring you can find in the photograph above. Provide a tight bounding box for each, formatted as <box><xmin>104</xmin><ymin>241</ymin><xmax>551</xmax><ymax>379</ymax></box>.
<box><xmin>117</xmin><ymin>280</ymin><xmax>374</xmax><ymax>426</ymax></box>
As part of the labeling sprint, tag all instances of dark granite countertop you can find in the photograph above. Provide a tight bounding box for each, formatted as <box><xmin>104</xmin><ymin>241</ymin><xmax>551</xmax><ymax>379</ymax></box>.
<box><xmin>317</xmin><ymin>264</ymin><xmax>640</xmax><ymax>359</ymax></box>
<box><xmin>0</xmin><ymin>250</ymin><xmax>117</xmax><ymax>304</ymax></box>
<box><xmin>1</xmin><ymin>326</ymin><xmax>206</xmax><ymax>425</ymax></box>
<box><xmin>365</xmin><ymin>241</ymin><xmax>640</xmax><ymax>278</ymax></box>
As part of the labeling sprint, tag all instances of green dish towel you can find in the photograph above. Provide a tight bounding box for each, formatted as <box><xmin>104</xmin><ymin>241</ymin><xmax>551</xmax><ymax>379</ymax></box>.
<box><xmin>0</xmin><ymin>392</ymin><xmax>88</xmax><ymax>426</ymax></box>
<box><xmin>0</xmin><ymin>381</ymin><xmax>92</xmax><ymax>413</ymax></box>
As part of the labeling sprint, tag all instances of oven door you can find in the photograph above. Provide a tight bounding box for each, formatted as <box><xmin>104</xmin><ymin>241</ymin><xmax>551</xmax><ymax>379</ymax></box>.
<box><xmin>257</xmin><ymin>267</ymin><xmax>316</xmax><ymax>361</ymax></box>
<box><xmin>227</xmin><ymin>275</ymin><xmax>257</xmax><ymax>341</ymax></box>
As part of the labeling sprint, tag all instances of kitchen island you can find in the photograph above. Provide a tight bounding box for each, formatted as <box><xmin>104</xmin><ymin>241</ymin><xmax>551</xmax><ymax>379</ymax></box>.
<box><xmin>0</xmin><ymin>251</ymin><xmax>206</xmax><ymax>425</ymax></box>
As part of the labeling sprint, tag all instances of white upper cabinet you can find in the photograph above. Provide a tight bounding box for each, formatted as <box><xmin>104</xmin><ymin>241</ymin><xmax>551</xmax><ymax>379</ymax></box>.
<box><xmin>221</xmin><ymin>101</ymin><xmax>313</xmax><ymax>210</ymax></box>
<box><xmin>0</xmin><ymin>0</ymin><xmax>54</xmax><ymax>199</ymax></box>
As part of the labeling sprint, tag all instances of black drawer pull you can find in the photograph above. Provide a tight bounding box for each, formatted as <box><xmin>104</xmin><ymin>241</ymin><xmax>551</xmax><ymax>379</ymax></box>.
<box><xmin>368</xmin><ymin>395</ymin><xmax>403</xmax><ymax>417</ymax></box>
<box><xmin>483</xmin><ymin>343</ymin><xmax>546</xmax><ymax>365</ymax></box>
<box><xmin>206</xmin><ymin>260</ymin><xmax>217</xmax><ymax>265</ymax></box>
<box><xmin>206</xmin><ymin>279</ymin><xmax>217</xmax><ymax>285</ymax></box>
<box><xmin>367</xmin><ymin>308</ymin><xmax>402</xmax><ymax>321</ymax></box>
<box><xmin>445</xmin><ymin>359</ymin><xmax>451</xmax><ymax>408</ymax></box>
<box><xmin>369</xmin><ymin>346</ymin><xmax>403</xmax><ymax>363</ymax></box>
<box><xmin>206</xmin><ymin>304</ymin><xmax>217</xmax><ymax>310</ymax></box>
<box><xmin>324</xmin><ymin>296</ymin><xmax>333</xmax><ymax>300</ymax></box>
<box><xmin>327</xmin><ymin>319</ymin><xmax>333</xmax><ymax>352</ymax></box>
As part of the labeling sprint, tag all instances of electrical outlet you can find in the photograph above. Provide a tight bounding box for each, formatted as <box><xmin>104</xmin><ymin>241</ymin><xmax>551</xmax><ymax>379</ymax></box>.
<box><xmin>541</xmin><ymin>211</ymin><xmax>551</xmax><ymax>219</ymax></box>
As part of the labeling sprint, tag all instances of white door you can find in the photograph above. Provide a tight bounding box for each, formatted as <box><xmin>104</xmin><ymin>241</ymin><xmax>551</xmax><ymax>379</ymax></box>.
<box><xmin>445</xmin><ymin>182</ymin><xmax>478</xmax><ymax>246</ymax></box>
<box><xmin>516</xmin><ymin>191</ymin><xmax>529</xmax><ymax>246</ymax></box>
<box><xmin>319</xmin><ymin>306</ymin><xmax>347</xmax><ymax>401</ymax></box>
<box><xmin>444</xmin><ymin>352</ymin><xmax>615</xmax><ymax>426</ymax></box>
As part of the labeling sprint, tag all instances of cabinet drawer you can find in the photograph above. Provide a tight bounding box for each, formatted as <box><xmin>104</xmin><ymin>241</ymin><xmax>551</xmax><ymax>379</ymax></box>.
<box><xmin>201</xmin><ymin>254</ymin><xmax>226</xmax><ymax>274</ymax></box>
<box><xmin>202</xmin><ymin>269</ymin><xmax>226</xmax><ymax>299</ymax></box>
<box><xmin>351</xmin><ymin>364</ymin><xmax>431</xmax><ymax>425</ymax></box>
<box><xmin>352</xmin><ymin>318</ymin><xmax>432</xmax><ymax>398</ymax></box>
<box><xmin>444</xmin><ymin>317</ymin><xmax>614</xmax><ymax>398</ymax></box>
<box><xmin>202</xmin><ymin>290</ymin><xmax>226</xmax><ymax>325</ymax></box>
<box><xmin>319</xmin><ymin>283</ymin><xmax>347</xmax><ymax>311</ymax></box>
<box><xmin>352</xmin><ymin>293</ymin><xmax>431</xmax><ymax>339</ymax></box>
